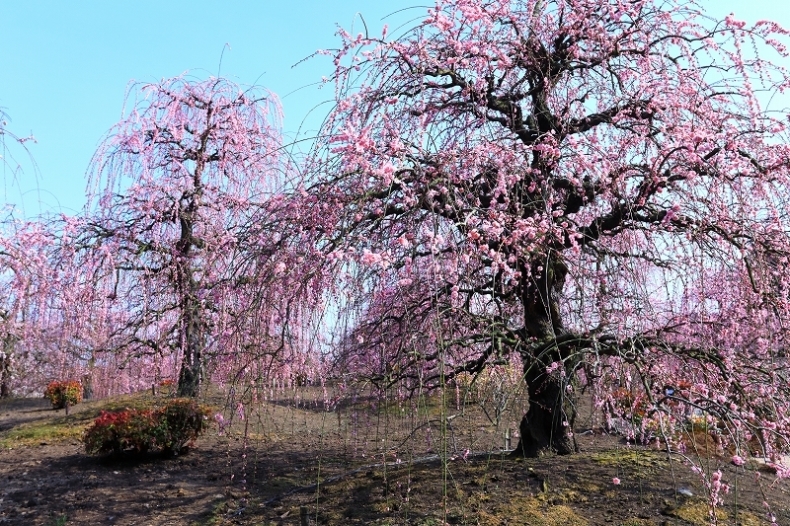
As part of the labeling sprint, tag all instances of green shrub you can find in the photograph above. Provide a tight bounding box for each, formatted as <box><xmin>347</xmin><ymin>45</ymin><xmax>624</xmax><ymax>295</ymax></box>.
<box><xmin>83</xmin><ymin>398</ymin><xmax>210</xmax><ymax>455</ymax></box>
<box><xmin>158</xmin><ymin>398</ymin><xmax>211</xmax><ymax>453</ymax></box>
<box><xmin>44</xmin><ymin>380</ymin><xmax>83</xmax><ymax>409</ymax></box>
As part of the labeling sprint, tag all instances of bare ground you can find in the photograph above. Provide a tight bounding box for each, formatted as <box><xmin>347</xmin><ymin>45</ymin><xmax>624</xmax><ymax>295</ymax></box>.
<box><xmin>1</xmin><ymin>389</ymin><xmax>788</xmax><ymax>526</ymax></box>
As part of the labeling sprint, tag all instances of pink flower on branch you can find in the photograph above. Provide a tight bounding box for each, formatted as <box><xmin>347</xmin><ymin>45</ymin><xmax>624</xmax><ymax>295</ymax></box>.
<box><xmin>307</xmin><ymin>0</ymin><xmax>790</xmax><ymax>461</ymax></box>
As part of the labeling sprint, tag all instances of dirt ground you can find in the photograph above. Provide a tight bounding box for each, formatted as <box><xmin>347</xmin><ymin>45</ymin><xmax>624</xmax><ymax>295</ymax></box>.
<box><xmin>1</xmin><ymin>388</ymin><xmax>789</xmax><ymax>526</ymax></box>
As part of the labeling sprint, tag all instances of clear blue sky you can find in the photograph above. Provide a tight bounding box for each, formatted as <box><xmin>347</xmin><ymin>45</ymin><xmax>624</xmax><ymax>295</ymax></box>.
<box><xmin>1</xmin><ymin>0</ymin><xmax>788</xmax><ymax>217</ymax></box>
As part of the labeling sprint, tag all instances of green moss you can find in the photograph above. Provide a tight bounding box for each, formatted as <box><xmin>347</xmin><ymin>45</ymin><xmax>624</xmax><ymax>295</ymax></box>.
<box><xmin>477</xmin><ymin>495</ymin><xmax>588</xmax><ymax>526</ymax></box>
<box><xmin>728</xmin><ymin>510</ymin><xmax>766</xmax><ymax>526</ymax></box>
<box><xmin>669</xmin><ymin>499</ymin><xmax>725</xmax><ymax>524</ymax></box>
<box><xmin>0</xmin><ymin>421</ymin><xmax>85</xmax><ymax>448</ymax></box>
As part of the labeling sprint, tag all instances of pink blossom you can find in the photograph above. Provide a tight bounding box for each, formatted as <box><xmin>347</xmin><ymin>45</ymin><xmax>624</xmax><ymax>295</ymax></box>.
<box><xmin>360</xmin><ymin>249</ymin><xmax>383</xmax><ymax>266</ymax></box>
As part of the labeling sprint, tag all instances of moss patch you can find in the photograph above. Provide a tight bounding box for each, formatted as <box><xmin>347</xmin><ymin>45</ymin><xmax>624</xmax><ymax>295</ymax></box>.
<box><xmin>477</xmin><ymin>495</ymin><xmax>587</xmax><ymax>526</ymax></box>
<box><xmin>669</xmin><ymin>500</ymin><xmax>764</xmax><ymax>525</ymax></box>
<box><xmin>0</xmin><ymin>421</ymin><xmax>86</xmax><ymax>448</ymax></box>
<box><xmin>669</xmin><ymin>499</ymin><xmax>725</xmax><ymax>524</ymax></box>
<box><xmin>590</xmin><ymin>449</ymin><xmax>662</xmax><ymax>469</ymax></box>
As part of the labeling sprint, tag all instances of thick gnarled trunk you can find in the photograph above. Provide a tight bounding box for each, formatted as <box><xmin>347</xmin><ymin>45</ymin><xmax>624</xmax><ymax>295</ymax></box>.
<box><xmin>514</xmin><ymin>362</ymin><xmax>576</xmax><ymax>456</ymax></box>
<box><xmin>513</xmin><ymin>254</ymin><xmax>578</xmax><ymax>456</ymax></box>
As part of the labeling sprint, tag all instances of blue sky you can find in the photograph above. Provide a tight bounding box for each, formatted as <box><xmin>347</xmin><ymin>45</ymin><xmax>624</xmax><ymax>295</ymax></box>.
<box><xmin>1</xmin><ymin>0</ymin><xmax>788</xmax><ymax>217</ymax></box>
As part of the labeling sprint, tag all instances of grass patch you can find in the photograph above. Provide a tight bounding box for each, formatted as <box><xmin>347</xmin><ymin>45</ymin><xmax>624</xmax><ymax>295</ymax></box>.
<box><xmin>375</xmin><ymin>392</ymin><xmax>451</xmax><ymax>418</ymax></box>
<box><xmin>0</xmin><ymin>421</ymin><xmax>86</xmax><ymax>448</ymax></box>
<box><xmin>668</xmin><ymin>499</ymin><xmax>725</xmax><ymax>524</ymax></box>
<box><xmin>477</xmin><ymin>495</ymin><xmax>588</xmax><ymax>526</ymax></box>
<box><xmin>194</xmin><ymin>498</ymin><xmax>230</xmax><ymax>526</ymax></box>
<box><xmin>0</xmin><ymin>391</ymin><xmax>215</xmax><ymax>449</ymax></box>
<box><xmin>667</xmin><ymin>501</ymin><xmax>765</xmax><ymax>526</ymax></box>
<box><xmin>590</xmin><ymin>449</ymin><xmax>662</xmax><ymax>469</ymax></box>
<box><xmin>47</xmin><ymin>515</ymin><xmax>69</xmax><ymax>526</ymax></box>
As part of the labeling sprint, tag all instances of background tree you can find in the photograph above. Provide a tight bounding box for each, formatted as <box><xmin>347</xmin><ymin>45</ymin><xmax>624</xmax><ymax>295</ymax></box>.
<box><xmin>309</xmin><ymin>0</ymin><xmax>790</xmax><ymax>457</ymax></box>
<box><xmin>80</xmin><ymin>77</ymin><xmax>289</xmax><ymax>397</ymax></box>
<box><xmin>0</xmin><ymin>108</ymin><xmax>37</xmax><ymax>190</ymax></box>
<box><xmin>0</xmin><ymin>113</ymin><xmax>75</xmax><ymax>399</ymax></box>
<box><xmin>0</xmin><ymin>217</ymin><xmax>61</xmax><ymax>398</ymax></box>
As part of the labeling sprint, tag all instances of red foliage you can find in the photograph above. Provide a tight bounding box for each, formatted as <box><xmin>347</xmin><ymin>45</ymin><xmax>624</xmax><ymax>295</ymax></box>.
<box><xmin>83</xmin><ymin>399</ymin><xmax>210</xmax><ymax>455</ymax></box>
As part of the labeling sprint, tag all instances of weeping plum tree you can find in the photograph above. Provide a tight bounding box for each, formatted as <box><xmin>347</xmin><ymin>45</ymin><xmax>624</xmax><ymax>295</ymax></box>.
<box><xmin>0</xmin><ymin>109</ymin><xmax>36</xmax><ymax>184</ymax></box>
<box><xmin>80</xmin><ymin>77</ymin><xmax>287</xmax><ymax>397</ymax></box>
<box><xmin>0</xmin><ymin>222</ymin><xmax>29</xmax><ymax>398</ymax></box>
<box><xmin>0</xmin><ymin>115</ymin><xmax>44</xmax><ymax>398</ymax></box>
<box><xmin>0</xmin><ymin>218</ymin><xmax>60</xmax><ymax>398</ymax></box>
<box><xmin>307</xmin><ymin>0</ymin><xmax>790</xmax><ymax>457</ymax></box>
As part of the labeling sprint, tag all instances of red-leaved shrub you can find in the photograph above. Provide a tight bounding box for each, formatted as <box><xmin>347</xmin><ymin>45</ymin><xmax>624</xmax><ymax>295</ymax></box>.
<box><xmin>83</xmin><ymin>398</ymin><xmax>210</xmax><ymax>455</ymax></box>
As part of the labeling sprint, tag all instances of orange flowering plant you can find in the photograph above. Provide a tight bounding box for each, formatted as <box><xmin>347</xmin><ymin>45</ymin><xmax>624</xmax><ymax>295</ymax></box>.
<box><xmin>43</xmin><ymin>380</ymin><xmax>83</xmax><ymax>409</ymax></box>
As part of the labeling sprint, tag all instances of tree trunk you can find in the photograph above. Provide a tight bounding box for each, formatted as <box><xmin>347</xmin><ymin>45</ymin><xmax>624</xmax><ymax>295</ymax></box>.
<box><xmin>0</xmin><ymin>357</ymin><xmax>10</xmax><ymax>398</ymax></box>
<box><xmin>177</xmin><ymin>328</ymin><xmax>202</xmax><ymax>397</ymax></box>
<box><xmin>177</xmin><ymin>297</ymin><xmax>203</xmax><ymax>398</ymax></box>
<box><xmin>177</xmin><ymin>359</ymin><xmax>200</xmax><ymax>398</ymax></box>
<box><xmin>174</xmin><ymin>193</ymin><xmax>203</xmax><ymax>399</ymax></box>
<box><xmin>0</xmin><ymin>342</ymin><xmax>11</xmax><ymax>398</ymax></box>
<box><xmin>513</xmin><ymin>362</ymin><xmax>576</xmax><ymax>456</ymax></box>
<box><xmin>513</xmin><ymin>253</ymin><xmax>578</xmax><ymax>456</ymax></box>
<box><xmin>82</xmin><ymin>374</ymin><xmax>93</xmax><ymax>400</ymax></box>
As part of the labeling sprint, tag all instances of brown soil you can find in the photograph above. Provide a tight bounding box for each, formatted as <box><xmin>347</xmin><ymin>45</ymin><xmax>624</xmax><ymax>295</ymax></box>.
<box><xmin>1</xmin><ymin>389</ymin><xmax>788</xmax><ymax>526</ymax></box>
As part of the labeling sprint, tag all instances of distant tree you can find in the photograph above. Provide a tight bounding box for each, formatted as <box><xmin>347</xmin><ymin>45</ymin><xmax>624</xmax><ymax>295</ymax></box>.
<box><xmin>0</xmin><ymin>218</ymin><xmax>58</xmax><ymax>398</ymax></box>
<box><xmin>0</xmin><ymin>108</ymin><xmax>36</xmax><ymax>183</ymax></box>
<box><xmin>0</xmin><ymin>113</ymin><xmax>49</xmax><ymax>398</ymax></box>
<box><xmin>309</xmin><ymin>0</ymin><xmax>790</xmax><ymax>457</ymax></box>
<box><xmin>79</xmin><ymin>77</ymin><xmax>289</xmax><ymax>397</ymax></box>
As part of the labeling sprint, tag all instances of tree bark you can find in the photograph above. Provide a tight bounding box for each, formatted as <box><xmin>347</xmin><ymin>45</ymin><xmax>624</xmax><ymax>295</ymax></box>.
<box><xmin>513</xmin><ymin>362</ymin><xmax>576</xmax><ymax>456</ymax></box>
<box><xmin>177</xmin><ymin>293</ymin><xmax>203</xmax><ymax>398</ymax></box>
<box><xmin>0</xmin><ymin>355</ymin><xmax>10</xmax><ymax>398</ymax></box>
<box><xmin>82</xmin><ymin>355</ymin><xmax>95</xmax><ymax>400</ymax></box>
<box><xmin>174</xmin><ymin>189</ymin><xmax>204</xmax><ymax>399</ymax></box>
<box><xmin>513</xmin><ymin>253</ymin><xmax>578</xmax><ymax>456</ymax></box>
<box><xmin>177</xmin><ymin>310</ymin><xmax>203</xmax><ymax>397</ymax></box>
<box><xmin>177</xmin><ymin>358</ymin><xmax>200</xmax><ymax>397</ymax></box>
<box><xmin>82</xmin><ymin>374</ymin><xmax>93</xmax><ymax>400</ymax></box>
<box><xmin>0</xmin><ymin>337</ymin><xmax>12</xmax><ymax>398</ymax></box>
